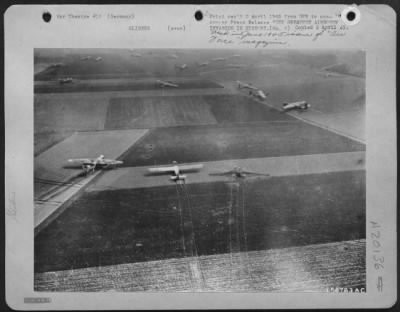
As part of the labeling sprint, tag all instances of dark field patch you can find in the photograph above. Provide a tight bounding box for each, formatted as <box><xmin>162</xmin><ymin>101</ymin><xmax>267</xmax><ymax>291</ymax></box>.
<box><xmin>34</xmin><ymin>131</ymin><xmax>74</xmax><ymax>157</ymax></box>
<box><xmin>34</xmin><ymin>80</ymin><xmax>222</xmax><ymax>94</ymax></box>
<box><xmin>105</xmin><ymin>96</ymin><xmax>217</xmax><ymax>129</ymax></box>
<box><xmin>120</xmin><ymin>123</ymin><xmax>365</xmax><ymax>167</ymax></box>
<box><xmin>36</xmin><ymin>72</ymin><xmax>147</xmax><ymax>81</ymax></box>
<box><xmin>104</xmin><ymin>95</ymin><xmax>290</xmax><ymax>129</ymax></box>
<box><xmin>35</xmin><ymin>170</ymin><xmax>365</xmax><ymax>272</ymax></box>
<box><xmin>205</xmin><ymin>95</ymin><xmax>289</xmax><ymax>123</ymax></box>
<box><xmin>34</xmin><ymin>96</ymin><xmax>108</xmax><ymax>134</ymax></box>
<box><xmin>34</xmin><ymin>56</ymin><xmax>145</xmax><ymax>81</ymax></box>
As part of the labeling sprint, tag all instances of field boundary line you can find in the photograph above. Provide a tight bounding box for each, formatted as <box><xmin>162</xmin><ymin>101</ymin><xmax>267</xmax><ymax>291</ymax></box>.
<box><xmin>251</xmin><ymin>95</ymin><xmax>365</xmax><ymax>144</ymax></box>
<box><xmin>285</xmin><ymin>111</ymin><xmax>365</xmax><ymax>144</ymax></box>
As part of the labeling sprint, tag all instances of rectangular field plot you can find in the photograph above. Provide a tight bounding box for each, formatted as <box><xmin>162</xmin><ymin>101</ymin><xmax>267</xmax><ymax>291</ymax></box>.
<box><xmin>105</xmin><ymin>95</ymin><xmax>291</xmax><ymax>129</ymax></box>
<box><xmin>34</xmin><ymin>95</ymin><xmax>109</xmax><ymax>134</ymax></box>
<box><xmin>35</xmin><ymin>170</ymin><xmax>365</xmax><ymax>273</ymax></box>
<box><xmin>120</xmin><ymin>123</ymin><xmax>365</xmax><ymax>167</ymax></box>
<box><xmin>34</xmin><ymin>79</ymin><xmax>222</xmax><ymax>94</ymax></box>
<box><xmin>105</xmin><ymin>96</ymin><xmax>218</xmax><ymax>129</ymax></box>
<box><xmin>206</xmin><ymin>94</ymin><xmax>291</xmax><ymax>123</ymax></box>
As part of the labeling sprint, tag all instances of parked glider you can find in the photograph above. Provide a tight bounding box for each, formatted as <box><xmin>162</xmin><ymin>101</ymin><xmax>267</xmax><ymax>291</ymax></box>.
<box><xmin>67</xmin><ymin>155</ymin><xmax>123</xmax><ymax>175</ymax></box>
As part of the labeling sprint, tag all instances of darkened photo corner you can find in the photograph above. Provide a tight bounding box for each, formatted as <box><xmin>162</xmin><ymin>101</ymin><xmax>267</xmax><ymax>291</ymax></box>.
<box><xmin>33</xmin><ymin>49</ymin><xmax>366</xmax><ymax>292</ymax></box>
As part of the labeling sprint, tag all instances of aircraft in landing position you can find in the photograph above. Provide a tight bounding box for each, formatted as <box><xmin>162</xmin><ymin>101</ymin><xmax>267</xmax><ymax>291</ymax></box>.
<box><xmin>157</xmin><ymin>80</ymin><xmax>179</xmax><ymax>88</ymax></box>
<box><xmin>211</xmin><ymin>57</ymin><xmax>227</xmax><ymax>62</ymax></box>
<box><xmin>131</xmin><ymin>52</ymin><xmax>142</xmax><ymax>57</ymax></box>
<box><xmin>58</xmin><ymin>77</ymin><xmax>73</xmax><ymax>84</ymax></box>
<box><xmin>197</xmin><ymin>62</ymin><xmax>209</xmax><ymax>67</ymax></box>
<box><xmin>67</xmin><ymin>155</ymin><xmax>123</xmax><ymax>175</ymax></box>
<box><xmin>282</xmin><ymin>101</ymin><xmax>310</xmax><ymax>112</ymax></box>
<box><xmin>249</xmin><ymin>89</ymin><xmax>268</xmax><ymax>100</ymax></box>
<box><xmin>210</xmin><ymin>166</ymin><xmax>270</xmax><ymax>179</ymax></box>
<box><xmin>175</xmin><ymin>63</ymin><xmax>188</xmax><ymax>71</ymax></box>
<box><xmin>147</xmin><ymin>161</ymin><xmax>203</xmax><ymax>182</ymax></box>
<box><xmin>237</xmin><ymin>81</ymin><xmax>268</xmax><ymax>100</ymax></box>
<box><xmin>226</xmin><ymin>64</ymin><xmax>245</xmax><ymax>69</ymax></box>
<box><xmin>50</xmin><ymin>63</ymin><xmax>63</xmax><ymax>68</ymax></box>
<box><xmin>237</xmin><ymin>80</ymin><xmax>258</xmax><ymax>91</ymax></box>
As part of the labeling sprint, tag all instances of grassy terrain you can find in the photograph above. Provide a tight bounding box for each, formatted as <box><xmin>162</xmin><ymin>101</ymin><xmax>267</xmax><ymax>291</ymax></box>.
<box><xmin>35</xmin><ymin>170</ymin><xmax>365</xmax><ymax>273</ymax></box>
<box><xmin>104</xmin><ymin>94</ymin><xmax>289</xmax><ymax>129</ymax></box>
<box><xmin>35</xmin><ymin>52</ymin><xmax>145</xmax><ymax>81</ymax></box>
<box><xmin>105</xmin><ymin>96</ymin><xmax>217</xmax><ymax>129</ymax></box>
<box><xmin>34</xmin><ymin>131</ymin><xmax>74</xmax><ymax>157</ymax></box>
<box><xmin>120</xmin><ymin>123</ymin><xmax>365</xmax><ymax>167</ymax></box>
<box><xmin>34</xmin><ymin>95</ymin><xmax>109</xmax><ymax>134</ymax></box>
<box><xmin>265</xmin><ymin>77</ymin><xmax>365</xmax><ymax>114</ymax></box>
<box><xmin>35</xmin><ymin>49</ymin><xmax>364</xmax><ymax>81</ymax></box>
<box><xmin>34</xmin><ymin>49</ymin><xmax>366</xmax><ymax>285</ymax></box>
<box><xmin>205</xmin><ymin>94</ymin><xmax>289</xmax><ymax>123</ymax></box>
<box><xmin>34</xmin><ymin>93</ymin><xmax>109</xmax><ymax>155</ymax></box>
<box><xmin>34</xmin><ymin>79</ymin><xmax>222</xmax><ymax>94</ymax></box>
<box><xmin>35</xmin><ymin>240</ymin><xmax>366</xmax><ymax>291</ymax></box>
<box><xmin>34</xmin><ymin>93</ymin><xmax>290</xmax><ymax>154</ymax></box>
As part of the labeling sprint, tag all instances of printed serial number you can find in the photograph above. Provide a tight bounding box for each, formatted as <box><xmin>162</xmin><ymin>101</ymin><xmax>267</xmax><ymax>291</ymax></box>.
<box><xmin>370</xmin><ymin>221</ymin><xmax>384</xmax><ymax>270</ymax></box>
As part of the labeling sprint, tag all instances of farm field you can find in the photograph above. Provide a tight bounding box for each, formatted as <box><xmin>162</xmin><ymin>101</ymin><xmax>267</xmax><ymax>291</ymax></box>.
<box><xmin>34</xmin><ymin>79</ymin><xmax>222</xmax><ymax>94</ymax></box>
<box><xmin>34</xmin><ymin>49</ymin><xmax>366</xmax><ymax>291</ymax></box>
<box><xmin>34</xmin><ymin>131</ymin><xmax>74</xmax><ymax>157</ymax></box>
<box><xmin>104</xmin><ymin>94</ymin><xmax>290</xmax><ymax>129</ymax></box>
<box><xmin>34</xmin><ymin>93</ymin><xmax>287</xmax><ymax>155</ymax></box>
<box><xmin>35</xmin><ymin>170</ymin><xmax>365</xmax><ymax>273</ymax></box>
<box><xmin>34</xmin><ymin>93</ymin><xmax>291</xmax><ymax>155</ymax></box>
<box><xmin>34</xmin><ymin>129</ymin><xmax>148</xmax><ymax>198</ymax></box>
<box><xmin>87</xmin><ymin>151</ymin><xmax>365</xmax><ymax>191</ymax></box>
<box><xmin>35</xmin><ymin>239</ymin><xmax>366</xmax><ymax>292</ymax></box>
<box><xmin>120</xmin><ymin>122</ymin><xmax>365</xmax><ymax>167</ymax></box>
<box><xmin>105</xmin><ymin>96</ymin><xmax>217</xmax><ymax>129</ymax></box>
<box><xmin>263</xmin><ymin>77</ymin><xmax>365</xmax><ymax>115</ymax></box>
<box><xmin>34</xmin><ymin>94</ymin><xmax>109</xmax><ymax>135</ymax></box>
<box><xmin>203</xmin><ymin>62</ymin><xmax>365</xmax><ymax>116</ymax></box>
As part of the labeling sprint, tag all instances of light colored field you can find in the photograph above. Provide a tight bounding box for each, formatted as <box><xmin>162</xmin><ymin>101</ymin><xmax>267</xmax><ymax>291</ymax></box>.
<box><xmin>203</xmin><ymin>63</ymin><xmax>365</xmax><ymax>142</ymax></box>
<box><xmin>34</xmin><ymin>239</ymin><xmax>365</xmax><ymax>292</ymax></box>
<box><xmin>34</xmin><ymin>129</ymin><xmax>148</xmax><ymax>199</ymax></box>
<box><xmin>284</xmin><ymin>109</ymin><xmax>365</xmax><ymax>143</ymax></box>
<box><xmin>87</xmin><ymin>151</ymin><xmax>365</xmax><ymax>192</ymax></box>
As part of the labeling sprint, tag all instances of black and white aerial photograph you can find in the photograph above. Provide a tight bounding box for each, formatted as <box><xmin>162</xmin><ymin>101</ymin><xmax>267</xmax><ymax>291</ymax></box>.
<box><xmin>34</xmin><ymin>48</ymin><xmax>366</xmax><ymax>292</ymax></box>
